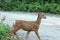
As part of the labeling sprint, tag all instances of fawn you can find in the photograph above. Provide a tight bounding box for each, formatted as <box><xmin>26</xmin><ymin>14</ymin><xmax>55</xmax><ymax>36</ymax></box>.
<box><xmin>8</xmin><ymin>12</ymin><xmax>46</xmax><ymax>40</ymax></box>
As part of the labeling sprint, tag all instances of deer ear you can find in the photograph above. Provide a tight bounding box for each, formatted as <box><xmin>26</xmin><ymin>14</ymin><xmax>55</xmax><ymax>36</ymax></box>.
<box><xmin>40</xmin><ymin>12</ymin><xmax>43</xmax><ymax>15</ymax></box>
<box><xmin>35</xmin><ymin>8</ymin><xmax>41</xmax><ymax>13</ymax></box>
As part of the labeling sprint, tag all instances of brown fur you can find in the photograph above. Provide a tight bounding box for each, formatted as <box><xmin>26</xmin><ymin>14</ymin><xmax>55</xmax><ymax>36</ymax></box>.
<box><xmin>8</xmin><ymin>13</ymin><xmax>46</xmax><ymax>40</ymax></box>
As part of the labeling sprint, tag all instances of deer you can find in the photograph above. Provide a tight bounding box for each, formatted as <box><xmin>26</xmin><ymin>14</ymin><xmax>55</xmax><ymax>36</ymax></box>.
<box><xmin>8</xmin><ymin>11</ymin><xmax>46</xmax><ymax>40</ymax></box>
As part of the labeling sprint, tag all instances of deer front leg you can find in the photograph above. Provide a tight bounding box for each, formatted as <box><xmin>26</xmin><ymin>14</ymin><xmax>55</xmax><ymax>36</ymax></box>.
<box><xmin>34</xmin><ymin>30</ymin><xmax>41</xmax><ymax>40</ymax></box>
<box><xmin>26</xmin><ymin>31</ymin><xmax>30</xmax><ymax>40</ymax></box>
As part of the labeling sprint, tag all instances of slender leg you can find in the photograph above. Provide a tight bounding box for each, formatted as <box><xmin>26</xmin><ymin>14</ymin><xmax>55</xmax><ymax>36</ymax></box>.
<box><xmin>34</xmin><ymin>30</ymin><xmax>41</xmax><ymax>40</ymax></box>
<box><xmin>26</xmin><ymin>31</ymin><xmax>30</xmax><ymax>40</ymax></box>
<box><xmin>8</xmin><ymin>28</ymin><xmax>19</xmax><ymax>40</ymax></box>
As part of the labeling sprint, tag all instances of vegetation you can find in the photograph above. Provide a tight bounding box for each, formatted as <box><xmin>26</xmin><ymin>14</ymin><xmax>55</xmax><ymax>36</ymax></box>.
<box><xmin>0</xmin><ymin>23</ymin><xmax>21</xmax><ymax>40</ymax></box>
<box><xmin>0</xmin><ymin>24</ymin><xmax>10</xmax><ymax>40</ymax></box>
<box><xmin>0</xmin><ymin>0</ymin><xmax>60</xmax><ymax>14</ymax></box>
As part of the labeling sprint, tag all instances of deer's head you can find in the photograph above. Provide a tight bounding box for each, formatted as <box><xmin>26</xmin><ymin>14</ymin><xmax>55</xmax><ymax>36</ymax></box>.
<box><xmin>35</xmin><ymin>9</ymin><xmax>46</xmax><ymax>19</ymax></box>
<box><xmin>38</xmin><ymin>13</ymin><xmax>46</xmax><ymax>19</ymax></box>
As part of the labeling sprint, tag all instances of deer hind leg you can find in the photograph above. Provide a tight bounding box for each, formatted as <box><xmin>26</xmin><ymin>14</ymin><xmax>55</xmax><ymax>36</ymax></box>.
<box><xmin>34</xmin><ymin>30</ymin><xmax>41</xmax><ymax>40</ymax></box>
<box><xmin>8</xmin><ymin>28</ymin><xmax>20</xmax><ymax>39</ymax></box>
<box><xmin>26</xmin><ymin>31</ymin><xmax>30</xmax><ymax>40</ymax></box>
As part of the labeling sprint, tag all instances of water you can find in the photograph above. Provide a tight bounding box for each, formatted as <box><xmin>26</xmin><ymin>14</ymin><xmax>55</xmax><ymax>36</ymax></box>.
<box><xmin>0</xmin><ymin>12</ymin><xmax>60</xmax><ymax>40</ymax></box>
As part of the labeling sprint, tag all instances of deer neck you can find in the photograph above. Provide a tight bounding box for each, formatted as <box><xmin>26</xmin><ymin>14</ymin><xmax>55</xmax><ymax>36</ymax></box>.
<box><xmin>36</xmin><ymin>14</ymin><xmax>41</xmax><ymax>24</ymax></box>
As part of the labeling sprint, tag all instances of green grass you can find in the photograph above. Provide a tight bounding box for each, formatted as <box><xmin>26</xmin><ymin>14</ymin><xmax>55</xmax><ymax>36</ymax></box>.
<box><xmin>0</xmin><ymin>23</ymin><xmax>21</xmax><ymax>40</ymax></box>
<box><xmin>0</xmin><ymin>24</ymin><xmax>10</xmax><ymax>40</ymax></box>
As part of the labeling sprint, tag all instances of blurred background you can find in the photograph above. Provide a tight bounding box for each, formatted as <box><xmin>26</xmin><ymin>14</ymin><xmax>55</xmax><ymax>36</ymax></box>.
<box><xmin>0</xmin><ymin>0</ymin><xmax>60</xmax><ymax>40</ymax></box>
